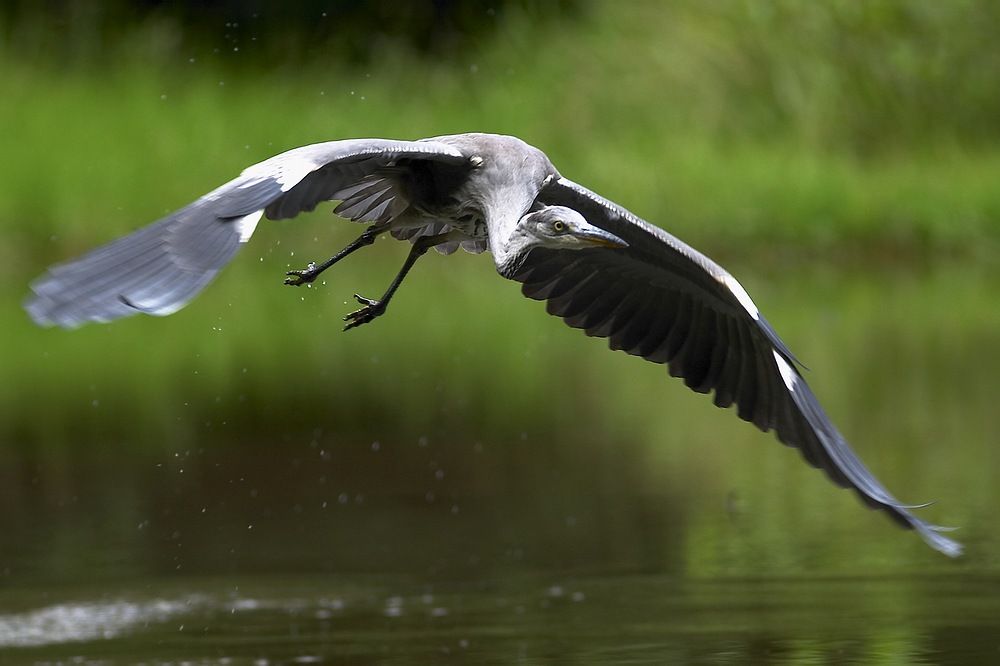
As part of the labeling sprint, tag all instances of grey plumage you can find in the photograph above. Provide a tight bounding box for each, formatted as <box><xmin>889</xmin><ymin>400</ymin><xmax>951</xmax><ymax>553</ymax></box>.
<box><xmin>24</xmin><ymin>132</ymin><xmax>961</xmax><ymax>556</ymax></box>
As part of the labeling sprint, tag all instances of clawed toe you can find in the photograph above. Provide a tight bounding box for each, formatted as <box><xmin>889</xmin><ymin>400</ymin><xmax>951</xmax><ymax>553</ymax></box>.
<box><xmin>343</xmin><ymin>294</ymin><xmax>385</xmax><ymax>331</ymax></box>
<box><xmin>284</xmin><ymin>263</ymin><xmax>318</xmax><ymax>286</ymax></box>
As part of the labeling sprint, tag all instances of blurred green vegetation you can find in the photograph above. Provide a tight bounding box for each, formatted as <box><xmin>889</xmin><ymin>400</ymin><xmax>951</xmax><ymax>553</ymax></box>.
<box><xmin>0</xmin><ymin>0</ymin><xmax>581</xmax><ymax>67</ymax></box>
<box><xmin>1</xmin><ymin>0</ymin><xmax>999</xmax><ymax>459</ymax></box>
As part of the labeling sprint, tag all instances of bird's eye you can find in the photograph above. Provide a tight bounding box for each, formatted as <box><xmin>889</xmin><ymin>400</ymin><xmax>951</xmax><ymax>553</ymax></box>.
<box><xmin>552</xmin><ymin>220</ymin><xmax>566</xmax><ymax>233</ymax></box>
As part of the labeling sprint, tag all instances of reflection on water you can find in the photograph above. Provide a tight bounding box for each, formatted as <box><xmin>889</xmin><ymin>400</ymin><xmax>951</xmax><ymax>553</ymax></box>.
<box><xmin>2</xmin><ymin>265</ymin><xmax>999</xmax><ymax>662</ymax></box>
<box><xmin>1</xmin><ymin>567</ymin><xmax>999</xmax><ymax>663</ymax></box>
<box><xmin>2</xmin><ymin>438</ymin><xmax>998</xmax><ymax>662</ymax></box>
<box><xmin>0</xmin><ymin>598</ymin><xmax>199</xmax><ymax>648</ymax></box>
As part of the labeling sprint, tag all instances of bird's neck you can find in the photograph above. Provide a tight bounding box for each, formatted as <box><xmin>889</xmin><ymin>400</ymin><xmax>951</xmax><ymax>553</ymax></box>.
<box><xmin>490</xmin><ymin>214</ymin><xmax>536</xmax><ymax>279</ymax></box>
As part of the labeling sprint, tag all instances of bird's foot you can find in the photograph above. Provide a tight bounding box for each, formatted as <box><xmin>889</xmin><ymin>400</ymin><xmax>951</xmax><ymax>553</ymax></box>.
<box><xmin>343</xmin><ymin>294</ymin><xmax>386</xmax><ymax>331</ymax></box>
<box><xmin>284</xmin><ymin>263</ymin><xmax>320</xmax><ymax>286</ymax></box>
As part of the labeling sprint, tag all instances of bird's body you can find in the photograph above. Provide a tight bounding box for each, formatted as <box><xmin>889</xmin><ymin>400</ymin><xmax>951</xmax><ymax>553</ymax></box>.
<box><xmin>25</xmin><ymin>132</ymin><xmax>961</xmax><ymax>556</ymax></box>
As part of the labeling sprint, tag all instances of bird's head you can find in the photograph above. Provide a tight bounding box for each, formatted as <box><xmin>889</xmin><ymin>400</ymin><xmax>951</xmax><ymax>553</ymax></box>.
<box><xmin>513</xmin><ymin>206</ymin><xmax>628</xmax><ymax>252</ymax></box>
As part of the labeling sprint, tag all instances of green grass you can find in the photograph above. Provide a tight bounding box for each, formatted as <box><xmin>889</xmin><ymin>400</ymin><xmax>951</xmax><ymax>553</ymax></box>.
<box><xmin>2</xmin><ymin>1</ymin><xmax>999</xmax><ymax>452</ymax></box>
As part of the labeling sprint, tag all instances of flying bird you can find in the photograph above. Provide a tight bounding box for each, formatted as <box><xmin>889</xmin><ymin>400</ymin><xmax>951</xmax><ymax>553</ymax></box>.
<box><xmin>24</xmin><ymin>132</ymin><xmax>961</xmax><ymax>556</ymax></box>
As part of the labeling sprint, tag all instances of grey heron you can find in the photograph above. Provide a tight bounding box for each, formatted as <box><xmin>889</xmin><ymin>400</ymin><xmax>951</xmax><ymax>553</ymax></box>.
<box><xmin>24</xmin><ymin>132</ymin><xmax>961</xmax><ymax>556</ymax></box>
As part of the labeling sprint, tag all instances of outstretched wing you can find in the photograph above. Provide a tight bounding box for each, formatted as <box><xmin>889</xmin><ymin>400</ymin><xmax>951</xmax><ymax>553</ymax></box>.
<box><xmin>521</xmin><ymin>176</ymin><xmax>961</xmax><ymax>556</ymax></box>
<box><xmin>25</xmin><ymin>138</ymin><xmax>468</xmax><ymax>328</ymax></box>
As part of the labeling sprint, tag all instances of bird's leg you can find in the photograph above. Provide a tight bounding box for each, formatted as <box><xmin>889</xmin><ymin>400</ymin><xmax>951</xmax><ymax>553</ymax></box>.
<box><xmin>342</xmin><ymin>231</ymin><xmax>460</xmax><ymax>331</ymax></box>
<box><xmin>284</xmin><ymin>224</ymin><xmax>383</xmax><ymax>286</ymax></box>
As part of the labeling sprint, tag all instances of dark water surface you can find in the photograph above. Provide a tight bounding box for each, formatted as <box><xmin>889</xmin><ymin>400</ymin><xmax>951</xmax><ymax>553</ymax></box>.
<box><xmin>2</xmin><ymin>264</ymin><xmax>999</xmax><ymax>663</ymax></box>
<box><xmin>2</xmin><ymin>439</ymin><xmax>998</xmax><ymax>663</ymax></box>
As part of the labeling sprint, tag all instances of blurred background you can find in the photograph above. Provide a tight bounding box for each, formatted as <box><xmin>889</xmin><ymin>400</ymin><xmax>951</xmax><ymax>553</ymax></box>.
<box><xmin>1</xmin><ymin>1</ymin><xmax>999</xmax><ymax>662</ymax></box>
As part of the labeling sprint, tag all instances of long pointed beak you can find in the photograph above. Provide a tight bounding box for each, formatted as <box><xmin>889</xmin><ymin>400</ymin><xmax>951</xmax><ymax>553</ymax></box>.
<box><xmin>579</xmin><ymin>226</ymin><xmax>628</xmax><ymax>249</ymax></box>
